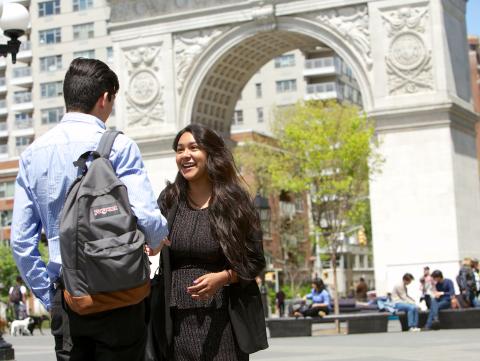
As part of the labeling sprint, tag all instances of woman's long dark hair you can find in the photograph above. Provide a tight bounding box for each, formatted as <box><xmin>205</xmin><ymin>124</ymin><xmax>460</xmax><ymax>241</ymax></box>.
<box><xmin>163</xmin><ymin>124</ymin><xmax>261</xmax><ymax>279</ymax></box>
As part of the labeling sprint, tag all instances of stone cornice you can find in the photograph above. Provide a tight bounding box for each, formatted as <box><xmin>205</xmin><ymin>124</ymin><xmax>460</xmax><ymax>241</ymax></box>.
<box><xmin>369</xmin><ymin>101</ymin><xmax>478</xmax><ymax>134</ymax></box>
<box><xmin>108</xmin><ymin>0</ymin><xmax>375</xmax><ymax>34</ymax></box>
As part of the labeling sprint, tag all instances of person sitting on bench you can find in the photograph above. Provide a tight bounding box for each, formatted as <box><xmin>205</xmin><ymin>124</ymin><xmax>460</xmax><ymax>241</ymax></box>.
<box><xmin>295</xmin><ymin>279</ymin><xmax>331</xmax><ymax>317</ymax></box>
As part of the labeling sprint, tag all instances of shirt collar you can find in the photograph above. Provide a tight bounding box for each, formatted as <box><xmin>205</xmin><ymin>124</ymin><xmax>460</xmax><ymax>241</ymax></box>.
<box><xmin>60</xmin><ymin>112</ymin><xmax>106</xmax><ymax>130</ymax></box>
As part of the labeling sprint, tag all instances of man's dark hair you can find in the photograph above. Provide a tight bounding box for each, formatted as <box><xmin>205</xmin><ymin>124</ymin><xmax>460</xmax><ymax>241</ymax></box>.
<box><xmin>63</xmin><ymin>58</ymin><xmax>119</xmax><ymax>113</ymax></box>
<box><xmin>431</xmin><ymin>270</ymin><xmax>443</xmax><ymax>279</ymax></box>
<box><xmin>16</xmin><ymin>275</ymin><xmax>23</xmax><ymax>283</ymax></box>
<box><xmin>424</xmin><ymin>266</ymin><xmax>430</xmax><ymax>271</ymax></box>
<box><xmin>402</xmin><ymin>273</ymin><xmax>414</xmax><ymax>281</ymax></box>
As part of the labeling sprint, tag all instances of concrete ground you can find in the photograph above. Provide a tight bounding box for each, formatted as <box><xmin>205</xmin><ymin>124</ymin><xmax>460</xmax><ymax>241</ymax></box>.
<box><xmin>3</xmin><ymin>324</ymin><xmax>480</xmax><ymax>361</ymax></box>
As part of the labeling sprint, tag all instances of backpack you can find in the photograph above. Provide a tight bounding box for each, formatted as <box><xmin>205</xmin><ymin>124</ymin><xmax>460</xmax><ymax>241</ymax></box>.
<box><xmin>59</xmin><ymin>131</ymin><xmax>150</xmax><ymax>315</ymax></box>
<box><xmin>9</xmin><ymin>285</ymin><xmax>22</xmax><ymax>304</ymax></box>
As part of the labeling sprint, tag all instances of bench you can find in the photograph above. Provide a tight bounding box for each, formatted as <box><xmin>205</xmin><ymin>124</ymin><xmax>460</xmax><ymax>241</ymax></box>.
<box><xmin>267</xmin><ymin>318</ymin><xmax>312</xmax><ymax>337</ymax></box>
<box><xmin>318</xmin><ymin>312</ymin><xmax>389</xmax><ymax>334</ymax></box>
<box><xmin>397</xmin><ymin>308</ymin><xmax>480</xmax><ymax>331</ymax></box>
<box><xmin>266</xmin><ymin>312</ymin><xmax>389</xmax><ymax>337</ymax></box>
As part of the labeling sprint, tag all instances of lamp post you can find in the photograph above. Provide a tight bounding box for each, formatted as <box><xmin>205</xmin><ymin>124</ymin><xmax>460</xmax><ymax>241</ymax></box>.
<box><xmin>0</xmin><ymin>2</ymin><xmax>28</xmax><ymax>359</ymax></box>
<box><xmin>0</xmin><ymin>283</ymin><xmax>14</xmax><ymax>361</ymax></box>
<box><xmin>0</xmin><ymin>1</ymin><xmax>30</xmax><ymax>64</ymax></box>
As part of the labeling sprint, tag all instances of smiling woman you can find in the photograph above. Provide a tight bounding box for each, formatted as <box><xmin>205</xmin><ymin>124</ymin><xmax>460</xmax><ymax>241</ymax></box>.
<box><xmin>151</xmin><ymin>124</ymin><xmax>268</xmax><ymax>361</ymax></box>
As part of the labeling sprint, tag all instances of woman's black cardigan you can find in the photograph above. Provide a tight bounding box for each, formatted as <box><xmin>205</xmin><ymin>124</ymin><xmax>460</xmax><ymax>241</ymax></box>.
<box><xmin>153</xmin><ymin>193</ymin><xmax>268</xmax><ymax>360</ymax></box>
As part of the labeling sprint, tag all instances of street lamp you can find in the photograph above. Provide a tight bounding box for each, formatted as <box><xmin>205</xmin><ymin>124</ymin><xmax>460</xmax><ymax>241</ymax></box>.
<box><xmin>0</xmin><ymin>1</ymin><xmax>30</xmax><ymax>64</ymax></box>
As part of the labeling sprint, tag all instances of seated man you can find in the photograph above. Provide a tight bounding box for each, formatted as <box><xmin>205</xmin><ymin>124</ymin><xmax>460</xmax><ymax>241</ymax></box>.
<box><xmin>295</xmin><ymin>279</ymin><xmax>331</xmax><ymax>317</ymax></box>
<box><xmin>425</xmin><ymin>270</ymin><xmax>454</xmax><ymax>330</ymax></box>
<box><xmin>392</xmin><ymin>273</ymin><xmax>420</xmax><ymax>331</ymax></box>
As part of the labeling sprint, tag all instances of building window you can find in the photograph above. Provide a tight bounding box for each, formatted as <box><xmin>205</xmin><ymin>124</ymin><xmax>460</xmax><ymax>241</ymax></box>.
<box><xmin>257</xmin><ymin>107</ymin><xmax>264</xmax><ymax>123</ymax></box>
<box><xmin>13</xmin><ymin>91</ymin><xmax>32</xmax><ymax>104</ymax></box>
<box><xmin>106</xmin><ymin>47</ymin><xmax>114</xmax><ymax>63</ymax></box>
<box><xmin>12</xmin><ymin>67</ymin><xmax>31</xmax><ymax>78</ymax></box>
<box><xmin>14</xmin><ymin>113</ymin><xmax>33</xmax><ymax>129</ymax></box>
<box><xmin>73</xmin><ymin>23</ymin><xmax>94</xmax><ymax>41</ymax></box>
<box><xmin>0</xmin><ymin>210</ymin><xmax>13</xmax><ymax>226</ymax></box>
<box><xmin>38</xmin><ymin>0</ymin><xmax>60</xmax><ymax>17</ymax></box>
<box><xmin>73</xmin><ymin>0</ymin><xmax>94</xmax><ymax>12</ymax></box>
<box><xmin>255</xmin><ymin>83</ymin><xmax>262</xmax><ymax>98</ymax></box>
<box><xmin>276</xmin><ymin>79</ymin><xmax>297</xmax><ymax>93</ymax></box>
<box><xmin>16</xmin><ymin>136</ymin><xmax>33</xmax><ymax>147</ymax></box>
<box><xmin>41</xmin><ymin>107</ymin><xmax>64</xmax><ymax>124</ymax></box>
<box><xmin>73</xmin><ymin>49</ymin><xmax>95</xmax><ymax>59</ymax></box>
<box><xmin>39</xmin><ymin>28</ymin><xmax>61</xmax><ymax>45</ymax></box>
<box><xmin>0</xmin><ymin>182</ymin><xmax>15</xmax><ymax>198</ymax></box>
<box><xmin>41</xmin><ymin>81</ymin><xmax>63</xmax><ymax>98</ymax></box>
<box><xmin>274</xmin><ymin>54</ymin><xmax>295</xmax><ymax>68</ymax></box>
<box><xmin>233</xmin><ymin>110</ymin><xmax>243</xmax><ymax>125</ymax></box>
<box><xmin>40</xmin><ymin>55</ymin><xmax>62</xmax><ymax>72</ymax></box>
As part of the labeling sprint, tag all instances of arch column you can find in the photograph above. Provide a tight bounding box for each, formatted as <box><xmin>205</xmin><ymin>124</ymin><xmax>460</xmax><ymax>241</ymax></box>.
<box><xmin>367</xmin><ymin>0</ymin><xmax>480</xmax><ymax>293</ymax></box>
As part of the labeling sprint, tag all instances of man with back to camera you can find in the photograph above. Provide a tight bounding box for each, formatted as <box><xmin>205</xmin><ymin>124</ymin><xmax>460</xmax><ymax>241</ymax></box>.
<box><xmin>10</xmin><ymin>58</ymin><xmax>169</xmax><ymax>361</ymax></box>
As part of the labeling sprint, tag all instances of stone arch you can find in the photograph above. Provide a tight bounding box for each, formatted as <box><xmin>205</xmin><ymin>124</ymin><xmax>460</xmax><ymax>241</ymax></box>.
<box><xmin>179</xmin><ymin>16</ymin><xmax>374</xmax><ymax>133</ymax></box>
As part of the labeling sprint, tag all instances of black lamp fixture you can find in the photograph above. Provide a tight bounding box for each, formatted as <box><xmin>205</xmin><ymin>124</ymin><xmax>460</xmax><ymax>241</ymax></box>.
<box><xmin>0</xmin><ymin>1</ymin><xmax>30</xmax><ymax>64</ymax></box>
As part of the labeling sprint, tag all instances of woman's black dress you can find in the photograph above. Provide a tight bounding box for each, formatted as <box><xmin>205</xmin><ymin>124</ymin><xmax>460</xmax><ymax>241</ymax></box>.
<box><xmin>169</xmin><ymin>199</ymin><xmax>248</xmax><ymax>361</ymax></box>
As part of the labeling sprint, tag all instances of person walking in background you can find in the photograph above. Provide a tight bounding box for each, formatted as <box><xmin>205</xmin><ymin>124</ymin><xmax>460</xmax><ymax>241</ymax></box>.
<box><xmin>355</xmin><ymin>277</ymin><xmax>368</xmax><ymax>302</ymax></box>
<box><xmin>275</xmin><ymin>289</ymin><xmax>286</xmax><ymax>317</ymax></box>
<box><xmin>10</xmin><ymin>58</ymin><xmax>168</xmax><ymax>361</ymax></box>
<box><xmin>420</xmin><ymin>266</ymin><xmax>434</xmax><ymax>309</ymax></box>
<box><xmin>391</xmin><ymin>273</ymin><xmax>420</xmax><ymax>332</ymax></box>
<box><xmin>425</xmin><ymin>270</ymin><xmax>454</xmax><ymax>330</ymax></box>
<box><xmin>456</xmin><ymin>257</ymin><xmax>477</xmax><ymax>307</ymax></box>
<box><xmin>8</xmin><ymin>276</ymin><xmax>27</xmax><ymax>320</ymax></box>
<box><xmin>153</xmin><ymin>124</ymin><xmax>268</xmax><ymax>361</ymax></box>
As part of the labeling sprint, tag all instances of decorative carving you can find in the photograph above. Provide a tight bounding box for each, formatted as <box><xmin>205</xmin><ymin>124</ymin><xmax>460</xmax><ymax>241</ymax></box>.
<box><xmin>174</xmin><ymin>27</ymin><xmax>230</xmax><ymax>94</ymax></box>
<box><xmin>382</xmin><ymin>7</ymin><xmax>433</xmax><ymax>95</ymax></box>
<box><xmin>315</xmin><ymin>6</ymin><xmax>372</xmax><ymax>69</ymax></box>
<box><xmin>108</xmin><ymin>0</ymin><xmax>241</xmax><ymax>23</ymax></box>
<box><xmin>382</xmin><ymin>7</ymin><xmax>428</xmax><ymax>36</ymax></box>
<box><xmin>252</xmin><ymin>0</ymin><xmax>276</xmax><ymax>32</ymax></box>
<box><xmin>124</xmin><ymin>46</ymin><xmax>165</xmax><ymax>127</ymax></box>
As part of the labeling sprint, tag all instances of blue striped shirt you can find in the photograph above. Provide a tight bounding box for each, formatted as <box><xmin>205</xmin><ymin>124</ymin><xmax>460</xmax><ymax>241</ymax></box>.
<box><xmin>10</xmin><ymin>112</ymin><xmax>168</xmax><ymax>310</ymax></box>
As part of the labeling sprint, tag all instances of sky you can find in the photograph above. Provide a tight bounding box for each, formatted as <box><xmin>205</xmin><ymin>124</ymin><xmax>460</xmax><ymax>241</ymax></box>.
<box><xmin>467</xmin><ymin>0</ymin><xmax>480</xmax><ymax>36</ymax></box>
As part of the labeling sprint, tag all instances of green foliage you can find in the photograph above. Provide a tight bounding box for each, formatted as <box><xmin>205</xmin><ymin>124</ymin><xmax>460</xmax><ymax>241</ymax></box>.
<box><xmin>235</xmin><ymin>100</ymin><xmax>382</xmax><ymax>313</ymax></box>
<box><xmin>0</xmin><ymin>244</ymin><xmax>19</xmax><ymax>298</ymax></box>
<box><xmin>0</xmin><ymin>240</ymin><xmax>49</xmax><ymax>299</ymax></box>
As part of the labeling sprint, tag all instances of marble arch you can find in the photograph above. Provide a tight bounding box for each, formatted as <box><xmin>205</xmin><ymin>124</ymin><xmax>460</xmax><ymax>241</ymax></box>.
<box><xmin>108</xmin><ymin>0</ymin><xmax>480</xmax><ymax>294</ymax></box>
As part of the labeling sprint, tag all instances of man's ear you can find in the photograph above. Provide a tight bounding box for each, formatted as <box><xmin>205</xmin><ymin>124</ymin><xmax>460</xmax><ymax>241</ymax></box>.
<box><xmin>100</xmin><ymin>92</ymin><xmax>109</xmax><ymax>108</ymax></box>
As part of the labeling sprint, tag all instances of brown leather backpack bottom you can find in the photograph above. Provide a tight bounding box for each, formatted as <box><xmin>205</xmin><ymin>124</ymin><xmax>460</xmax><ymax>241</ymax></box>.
<box><xmin>64</xmin><ymin>280</ymin><xmax>150</xmax><ymax>315</ymax></box>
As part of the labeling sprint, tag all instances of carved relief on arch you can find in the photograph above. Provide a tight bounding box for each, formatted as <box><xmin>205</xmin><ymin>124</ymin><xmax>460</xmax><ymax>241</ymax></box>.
<box><xmin>173</xmin><ymin>26</ymin><xmax>231</xmax><ymax>95</ymax></box>
<box><xmin>124</xmin><ymin>46</ymin><xmax>165</xmax><ymax>127</ymax></box>
<box><xmin>304</xmin><ymin>5</ymin><xmax>372</xmax><ymax>70</ymax></box>
<box><xmin>382</xmin><ymin>6</ymin><xmax>434</xmax><ymax>95</ymax></box>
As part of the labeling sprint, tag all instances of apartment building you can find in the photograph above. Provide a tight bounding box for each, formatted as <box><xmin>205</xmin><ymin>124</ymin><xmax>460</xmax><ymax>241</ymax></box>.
<box><xmin>232</xmin><ymin>48</ymin><xmax>363</xmax><ymax>136</ymax></box>
<box><xmin>469</xmin><ymin>36</ymin><xmax>480</xmax><ymax>166</ymax></box>
<box><xmin>0</xmin><ymin>0</ymin><xmax>113</xmax><ymax>243</ymax></box>
<box><xmin>231</xmin><ymin>48</ymin><xmax>368</xmax><ymax>295</ymax></box>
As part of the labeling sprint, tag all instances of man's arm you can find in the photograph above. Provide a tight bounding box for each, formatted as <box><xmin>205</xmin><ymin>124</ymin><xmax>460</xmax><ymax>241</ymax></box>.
<box><xmin>11</xmin><ymin>157</ymin><xmax>51</xmax><ymax>310</ymax></box>
<box><xmin>112</xmin><ymin>137</ymin><xmax>168</xmax><ymax>249</ymax></box>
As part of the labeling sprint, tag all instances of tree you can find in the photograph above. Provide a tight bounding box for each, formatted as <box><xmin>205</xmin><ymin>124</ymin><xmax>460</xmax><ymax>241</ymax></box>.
<box><xmin>0</xmin><ymin>240</ymin><xmax>49</xmax><ymax>300</ymax></box>
<box><xmin>235</xmin><ymin>100</ymin><xmax>382</xmax><ymax>324</ymax></box>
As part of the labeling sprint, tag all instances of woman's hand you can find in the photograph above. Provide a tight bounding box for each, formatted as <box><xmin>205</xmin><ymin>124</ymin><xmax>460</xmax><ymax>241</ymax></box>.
<box><xmin>144</xmin><ymin>238</ymin><xmax>171</xmax><ymax>256</ymax></box>
<box><xmin>187</xmin><ymin>271</ymin><xmax>229</xmax><ymax>301</ymax></box>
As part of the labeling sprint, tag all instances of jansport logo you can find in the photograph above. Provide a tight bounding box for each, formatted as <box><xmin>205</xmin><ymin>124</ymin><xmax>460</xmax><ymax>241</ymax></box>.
<box><xmin>92</xmin><ymin>204</ymin><xmax>121</xmax><ymax>219</ymax></box>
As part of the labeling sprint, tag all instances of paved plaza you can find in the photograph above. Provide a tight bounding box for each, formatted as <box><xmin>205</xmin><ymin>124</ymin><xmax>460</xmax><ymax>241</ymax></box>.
<box><xmin>4</xmin><ymin>325</ymin><xmax>480</xmax><ymax>361</ymax></box>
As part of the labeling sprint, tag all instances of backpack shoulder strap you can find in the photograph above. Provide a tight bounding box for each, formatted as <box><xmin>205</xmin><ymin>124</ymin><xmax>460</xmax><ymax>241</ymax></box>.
<box><xmin>96</xmin><ymin>130</ymin><xmax>123</xmax><ymax>159</ymax></box>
